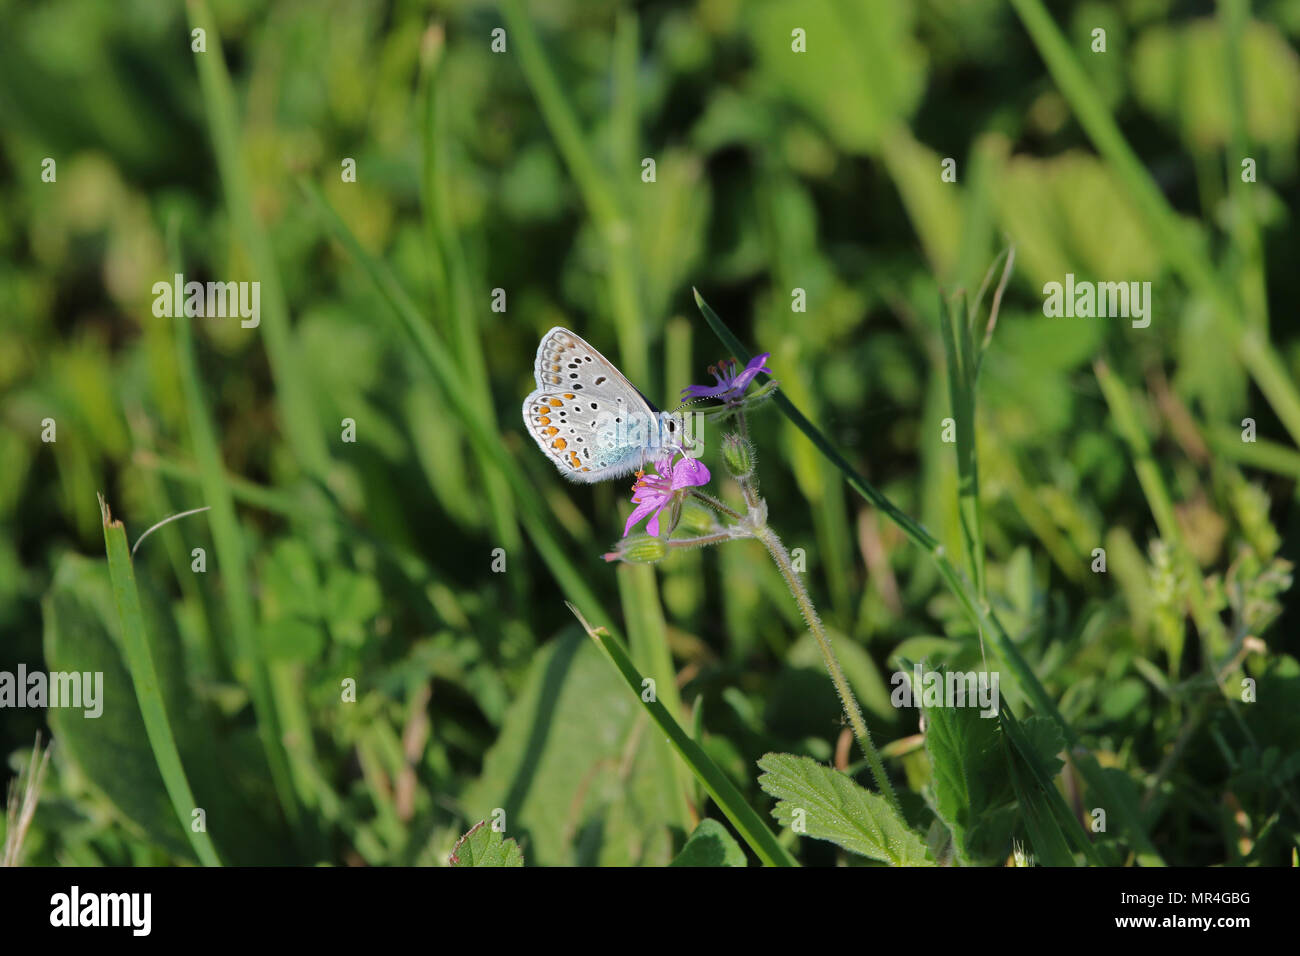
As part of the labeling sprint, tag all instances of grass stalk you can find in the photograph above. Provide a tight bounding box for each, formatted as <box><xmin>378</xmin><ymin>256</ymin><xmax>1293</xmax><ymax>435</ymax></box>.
<box><xmin>184</xmin><ymin>0</ymin><xmax>331</xmax><ymax>479</ymax></box>
<box><xmin>617</xmin><ymin>565</ymin><xmax>694</xmax><ymax>831</ymax></box>
<box><xmin>567</xmin><ymin>603</ymin><xmax>798</xmax><ymax>867</ymax></box>
<box><xmin>419</xmin><ymin>35</ymin><xmax>523</xmax><ymax>584</ymax></box>
<box><xmin>499</xmin><ymin>0</ymin><xmax>647</xmax><ymax>387</ymax></box>
<box><xmin>98</xmin><ymin>496</ymin><xmax>222</xmax><ymax>867</ymax></box>
<box><xmin>169</xmin><ymin>229</ymin><xmax>304</xmax><ymax>835</ymax></box>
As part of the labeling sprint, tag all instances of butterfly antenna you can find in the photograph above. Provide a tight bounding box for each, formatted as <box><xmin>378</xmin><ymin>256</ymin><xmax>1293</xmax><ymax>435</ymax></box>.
<box><xmin>670</xmin><ymin>395</ymin><xmax>712</xmax><ymax>414</ymax></box>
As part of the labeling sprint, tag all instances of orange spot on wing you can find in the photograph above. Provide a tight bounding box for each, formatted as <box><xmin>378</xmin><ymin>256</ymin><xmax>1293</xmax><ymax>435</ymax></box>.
<box><xmin>549</xmin><ymin>398</ymin><xmax>563</xmax><ymax>407</ymax></box>
<box><xmin>545</xmin><ymin>427</ymin><xmax>559</xmax><ymax>436</ymax></box>
<box><xmin>563</xmin><ymin>393</ymin><xmax>576</xmax><ymax>399</ymax></box>
<box><xmin>538</xmin><ymin>416</ymin><xmax>551</xmax><ymax>425</ymax></box>
<box><xmin>552</xmin><ymin>438</ymin><xmax>567</xmax><ymax>450</ymax></box>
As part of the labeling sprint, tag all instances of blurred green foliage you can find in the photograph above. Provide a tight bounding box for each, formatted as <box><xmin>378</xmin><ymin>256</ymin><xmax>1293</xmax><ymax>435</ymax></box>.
<box><xmin>1</xmin><ymin>0</ymin><xmax>1297</xmax><ymax>866</ymax></box>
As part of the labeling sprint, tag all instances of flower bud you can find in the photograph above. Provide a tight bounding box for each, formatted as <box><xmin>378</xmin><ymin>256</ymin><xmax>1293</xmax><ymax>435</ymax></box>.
<box><xmin>603</xmin><ymin>534</ymin><xmax>667</xmax><ymax>564</ymax></box>
<box><xmin>677</xmin><ymin>499</ymin><xmax>720</xmax><ymax>535</ymax></box>
<box><xmin>721</xmin><ymin>433</ymin><xmax>755</xmax><ymax>479</ymax></box>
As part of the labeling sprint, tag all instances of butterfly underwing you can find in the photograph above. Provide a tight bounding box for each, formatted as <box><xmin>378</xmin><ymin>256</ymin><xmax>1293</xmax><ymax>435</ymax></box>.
<box><xmin>522</xmin><ymin>327</ymin><xmax>684</xmax><ymax>482</ymax></box>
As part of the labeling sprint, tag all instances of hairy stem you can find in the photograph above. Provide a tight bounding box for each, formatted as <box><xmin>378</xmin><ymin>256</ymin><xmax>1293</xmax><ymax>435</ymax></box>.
<box><xmin>688</xmin><ymin>489</ymin><xmax>742</xmax><ymax>521</ymax></box>
<box><xmin>751</xmin><ymin>522</ymin><xmax>898</xmax><ymax>810</ymax></box>
<box><xmin>667</xmin><ymin>530</ymin><xmax>741</xmax><ymax>548</ymax></box>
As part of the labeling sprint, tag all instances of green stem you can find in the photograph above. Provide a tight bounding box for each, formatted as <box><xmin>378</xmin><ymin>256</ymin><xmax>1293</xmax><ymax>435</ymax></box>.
<box><xmin>751</xmin><ymin>522</ymin><xmax>898</xmax><ymax>812</ymax></box>
<box><xmin>667</xmin><ymin>531</ymin><xmax>737</xmax><ymax>548</ymax></box>
<box><xmin>689</xmin><ymin>489</ymin><xmax>742</xmax><ymax>521</ymax></box>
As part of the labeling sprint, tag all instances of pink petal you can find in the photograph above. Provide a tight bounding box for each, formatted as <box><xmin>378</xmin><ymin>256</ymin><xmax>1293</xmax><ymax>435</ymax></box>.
<box><xmin>644</xmin><ymin>505</ymin><xmax>664</xmax><ymax>537</ymax></box>
<box><xmin>670</xmin><ymin>458</ymin><xmax>711</xmax><ymax>490</ymax></box>
<box><xmin>623</xmin><ymin>499</ymin><xmax>661</xmax><ymax>537</ymax></box>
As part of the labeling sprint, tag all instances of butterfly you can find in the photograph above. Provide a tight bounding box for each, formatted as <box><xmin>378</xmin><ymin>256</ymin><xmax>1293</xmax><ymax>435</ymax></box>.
<box><xmin>522</xmin><ymin>327</ymin><xmax>686</xmax><ymax>483</ymax></box>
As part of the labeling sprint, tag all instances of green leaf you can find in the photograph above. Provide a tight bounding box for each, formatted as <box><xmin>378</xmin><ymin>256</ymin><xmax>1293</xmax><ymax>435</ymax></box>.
<box><xmin>998</xmin><ymin>706</ymin><xmax>1104</xmax><ymax>867</ymax></box>
<box><xmin>1018</xmin><ymin>716</ymin><xmax>1066</xmax><ymax>779</ymax></box>
<box><xmin>1001</xmin><ymin>734</ymin><xmax>1075</xmax><ymax>867</ymax></box>
<box><xmin>449</xmin><ymin>822</ymin><xmax>523</xmax><ymax>868</ymax></box>
<box><xmin>922</xmin><ymin>691</ymin><xmax>1009</xmax><ymax>864</ymax></box>
<box><xmin>669</xmin><ymin>819</ymin><xmax>747</xmax><ymax>868</ymax></box>
<box><xmin>757</xmin><ymin>753</ymin><xmax>932</xmax><ymax>865</ymax></box>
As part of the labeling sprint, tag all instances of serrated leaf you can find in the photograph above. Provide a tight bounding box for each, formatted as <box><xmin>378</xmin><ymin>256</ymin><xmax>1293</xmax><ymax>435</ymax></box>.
<box><xmin>1002</xmin><ymin>736</ymin><xmax>1075</xmax><ymax>867</ymax></box>
<box><xmin>1018</xmin><ymin>716</ymin><xmax>1066</xmax><ymax>779</ymax></box>
<box><xmin>757</xmin><ymin>753</ymin><xmax>932</xmax><ymax>866</ymax></box>
<box><xmin>669</xmin><ymin>819</ymin><xmax>747</xmax><ymax>867</ymax></box>
<box><xmin>449</xmin><ymin>821</ymin><xmax>523</xmax><ymax>867</ymax></box>
<box><xmin>922</xmin><ymin>691</ymin><xmax>1009</xmax><ymax>864</ymax></box>
<box><xmin>998</xmin><ymin>707</ymin><xmax>1100</xmax><ymax>867</ymax></box>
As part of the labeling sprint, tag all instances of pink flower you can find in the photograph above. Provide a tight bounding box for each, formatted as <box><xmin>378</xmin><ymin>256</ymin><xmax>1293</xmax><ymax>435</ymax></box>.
<box><xmin>681</xmin><ymin>353</ymin><xmax>771</xmax><ymax>404</ymax></box>
<box><xmin>622</xmin><ymin>453</ymin><xmax>711</xmax><ymax>537</ymax></box>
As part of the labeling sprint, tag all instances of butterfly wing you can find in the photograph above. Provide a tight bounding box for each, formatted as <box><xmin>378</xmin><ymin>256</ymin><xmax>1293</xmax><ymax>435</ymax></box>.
<box><xmin>523</xmin><ymin>327</ymin><xmax>658</xmax><ymax>483</ymax></box>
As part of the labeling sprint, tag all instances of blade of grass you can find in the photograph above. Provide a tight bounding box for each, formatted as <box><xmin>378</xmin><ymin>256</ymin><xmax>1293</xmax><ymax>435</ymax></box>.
<box><xmin>1008</xmin><ymin>0</ymin><xmax>1300</xmax><ymax>449</ymax></box>
<box><xmin>938</xmin><ymin>291</ymin><xmax>987</xmax><ymax>612</ymax></box>
<box><xmin>1203</xmin><ymin>427</ymin><xmax>1300</xmax><ymax>479</ymax></box>
<box><xmin>184</xmin><ymin>0</ymin><xmax>331</xmax><ymax>479</ymax></box>
<box><xmin>499</xmin><ymin>0</ymin><xmax>648</xmax><ymax>388</ymax></box>
<box><xmin>419</xmin><ymin>32</ymin><xmax>523</xmax><ymax>589</ymax></box>
<box><xmin>98</xmin><ymin>495</ymin><xmax>222</xmax><ymax>867</ymax></box>
<box><xmin>694</xmin><ymin>289</ymin><xmax>1166</xmax><ymax>864</ymax></box>
<box><xmin>617</xmin><ymin>565</ymin><xmax>694</xmax><ymax>832</ymax></box>
<box><xmin>168</xmin><ymin>225</ymin><xmax>304</xmax><ymax>837</ymax></box>
<box><xmin>566</xmin><ymin>602</ymin><xmax>798</xmax><ymax>867</ymax></box>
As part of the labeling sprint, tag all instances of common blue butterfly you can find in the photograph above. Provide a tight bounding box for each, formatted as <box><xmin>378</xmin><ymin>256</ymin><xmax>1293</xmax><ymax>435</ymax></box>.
<box><xmin>522</xmin><ymin>327</ymin><xmax>688</xmax><ymax>483</ymax></box>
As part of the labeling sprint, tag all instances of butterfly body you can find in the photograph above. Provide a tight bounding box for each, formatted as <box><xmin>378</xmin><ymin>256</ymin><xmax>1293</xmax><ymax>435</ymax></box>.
<box><xmin>523</xmin><ymin>327</ymin><xmax>682</xmax><ymax>483</ymax></box>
